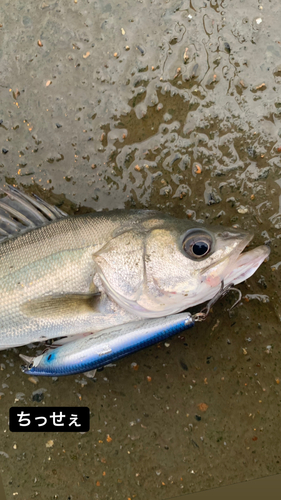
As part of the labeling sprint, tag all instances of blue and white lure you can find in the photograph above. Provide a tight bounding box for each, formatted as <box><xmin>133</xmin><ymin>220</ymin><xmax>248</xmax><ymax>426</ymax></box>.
<box><xmin>21</xmin><ymin>313</ymin><xmax>195</xmax><ymax>376</ymax></box>
<box><xmin>20</xmin><ymin>282</ymin><xmax>240</xmax><ymax>377</ymax></box>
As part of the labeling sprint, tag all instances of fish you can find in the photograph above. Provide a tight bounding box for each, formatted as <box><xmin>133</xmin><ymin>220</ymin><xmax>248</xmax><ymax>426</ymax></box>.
<box><xmin>0</xmin><ymin>185</ymin><xmax>270</xmax><ymax>375</ymax></box>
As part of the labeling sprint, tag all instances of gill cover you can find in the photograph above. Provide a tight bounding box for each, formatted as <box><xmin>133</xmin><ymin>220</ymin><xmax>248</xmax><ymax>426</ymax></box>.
<box><xmin>93</xmin><ymin>221</ymin><xmax>206</xmax><ymax>317</ymax></box>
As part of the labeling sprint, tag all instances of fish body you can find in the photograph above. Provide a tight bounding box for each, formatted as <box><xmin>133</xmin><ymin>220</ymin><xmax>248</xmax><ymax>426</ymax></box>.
<box><xmin>0</xmin><ymin>186</ymin><xmax>270</xmax><ymax>365</ymax></box>
<box><xmin>0</xmin><ymin>211</ymin><xmax>140</xmax><ymax>349</ymax></box>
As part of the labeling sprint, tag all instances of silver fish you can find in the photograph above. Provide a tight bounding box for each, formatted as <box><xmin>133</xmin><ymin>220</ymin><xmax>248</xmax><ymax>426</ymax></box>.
<box><xmin>0</xmin><ymin>185</ymin><xmax>270</xmax><ymax>356</ymax></box>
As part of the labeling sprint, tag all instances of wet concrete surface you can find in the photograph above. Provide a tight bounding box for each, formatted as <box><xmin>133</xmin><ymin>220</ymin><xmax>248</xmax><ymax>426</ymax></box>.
<box><xmin>0</xmin><ymin>0</ymin><xmax>281</xmax><ymax>498</ymax></box>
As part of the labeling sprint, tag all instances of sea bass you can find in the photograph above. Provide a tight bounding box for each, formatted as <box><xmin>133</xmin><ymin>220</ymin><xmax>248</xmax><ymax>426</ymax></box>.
<box><xmin>0</xmin><ymin>186</ymin><xmax>269</xmax><ymax>361</ymax></box>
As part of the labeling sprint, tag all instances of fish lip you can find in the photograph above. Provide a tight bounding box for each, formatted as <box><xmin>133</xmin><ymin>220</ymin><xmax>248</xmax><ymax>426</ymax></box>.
<box><xmin>231</xmin><ymin>230</ymin><xmax>255</xmax><ymax>259</ymax></box>
<box><xmin>223</xmin><ymin>244</ymin><xmax>270</xmax><ymax>286</ymax></box>
<box><xmin>221</xmin><ymin>229</ymin><xmax>254</xmax><ymax>253</ymax></box>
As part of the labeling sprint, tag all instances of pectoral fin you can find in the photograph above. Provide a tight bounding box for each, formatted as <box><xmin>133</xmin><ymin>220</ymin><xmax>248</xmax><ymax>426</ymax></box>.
<box><xmin>21</xmin><ymin>293</ymin><xmax>101</xmax><ymax>318</ymax></box>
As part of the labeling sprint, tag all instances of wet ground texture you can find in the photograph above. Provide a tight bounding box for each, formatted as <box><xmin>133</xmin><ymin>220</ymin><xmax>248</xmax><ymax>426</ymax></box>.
<box><xmin>0</xmin><ymin>0</ymin><xmax>281</xmax><ymax>499</ymax></box>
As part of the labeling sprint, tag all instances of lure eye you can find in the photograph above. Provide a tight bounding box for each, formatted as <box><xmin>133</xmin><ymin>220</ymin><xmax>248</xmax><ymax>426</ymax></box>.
<box><xmin>182</xmin><ymin>230</ymin><xmax>213</xmax><ymax>260</ymax></box>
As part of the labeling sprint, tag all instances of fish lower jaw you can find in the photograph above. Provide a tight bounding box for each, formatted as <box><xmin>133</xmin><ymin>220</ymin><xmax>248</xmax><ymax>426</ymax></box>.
<box><xmin>223</xmin><ymin>245</ymin><xmax>270</xmax><ymax>287</ymax></box>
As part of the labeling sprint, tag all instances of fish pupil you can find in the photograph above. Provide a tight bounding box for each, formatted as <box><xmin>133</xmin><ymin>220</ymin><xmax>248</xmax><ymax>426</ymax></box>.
<box><xmin>182</xmin><ymin>229</ymin><xmax>213</xmax><ymax>259</ymax></box>
<box><xmin>192</xmin><ymin>241</ymin><xmax>209</xmax><ymax>256</ymax></box>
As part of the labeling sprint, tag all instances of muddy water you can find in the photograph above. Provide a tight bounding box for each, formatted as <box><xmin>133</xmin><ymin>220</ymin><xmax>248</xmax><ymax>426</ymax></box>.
<box><xmin>0</xmin><ymin>0</ymin><xmax>281</xmax><ymax>498</ymax></box>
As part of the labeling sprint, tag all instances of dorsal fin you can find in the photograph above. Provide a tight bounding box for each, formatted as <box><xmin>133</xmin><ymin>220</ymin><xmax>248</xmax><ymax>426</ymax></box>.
<box><xmin>0</xmin><ymin>185</ymin><xmax>67</xmax><ymax>243</ymax></box>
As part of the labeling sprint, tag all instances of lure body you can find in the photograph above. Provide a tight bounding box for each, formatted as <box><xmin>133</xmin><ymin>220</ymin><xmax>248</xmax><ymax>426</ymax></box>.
<box><xmin>21</xmin><ymin>313</ymin><xmax>195</xmax><ymax>376</ymax></box>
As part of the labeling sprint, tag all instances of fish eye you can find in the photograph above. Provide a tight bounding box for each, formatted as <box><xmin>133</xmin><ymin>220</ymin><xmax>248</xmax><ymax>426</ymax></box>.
<box><xmin>182</xmin><ymin>230</ymin><xmax>213</xmax><ymax>260</ymax></box>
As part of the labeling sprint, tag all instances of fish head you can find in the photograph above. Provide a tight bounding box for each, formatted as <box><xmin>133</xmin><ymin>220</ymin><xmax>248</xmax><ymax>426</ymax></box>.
<box><xmin>93</xmin><ymin>213</ymin><xmax>270</xmax><ymax>318</ymax></box>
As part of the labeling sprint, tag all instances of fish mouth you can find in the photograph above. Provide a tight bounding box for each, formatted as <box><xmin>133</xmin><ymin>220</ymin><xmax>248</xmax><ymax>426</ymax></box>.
<box><xmin>220</xmin><ymin>229</ymin><xmax>270</xmax><ymax>285</ymax></box>
<box><xmin>199</xmin><ymin>229</ymin><xmax>270</xmax><ymax>290</ymax></box>
<box><xmin>191</xmin><ymin>235</ymin><xmax>270</xmax><ymax>309</ymax></box>
<box><xmin>223</xmin><ymin>244</ymin><xmax>270</xmax><ymax>286</ymax></box>
<box><xmin>221</xmin><ymin>228</ymin><xmax>255</xmax><ymax>260</ymax></box>
<box><xmin>200</xmin><ymin>229</ymin><xmax>254</xmax><ymax>279</ymax></box>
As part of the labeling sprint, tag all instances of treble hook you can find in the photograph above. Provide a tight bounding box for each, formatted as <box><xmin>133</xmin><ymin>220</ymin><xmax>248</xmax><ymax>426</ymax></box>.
<box><xmin>226</xmin><ymin>287</ymin><xmax>242</xmax><ymax>312</ymax></box>
<box><xmin>193</xmin><ymin>280</ymin><xmax>242</xmax><ymax>322</ymax></box>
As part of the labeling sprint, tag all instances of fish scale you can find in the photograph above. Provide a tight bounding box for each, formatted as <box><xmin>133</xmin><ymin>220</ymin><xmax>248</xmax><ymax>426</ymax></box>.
<box><xmin>0</xmin><ymin>211</ymin><xmax>148</xmax><ymax>347</ymax></box>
